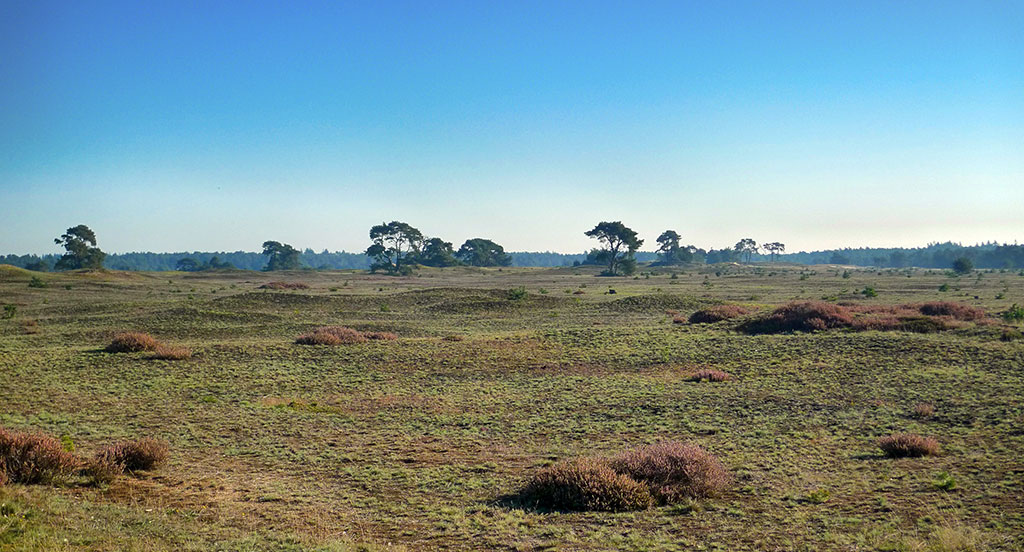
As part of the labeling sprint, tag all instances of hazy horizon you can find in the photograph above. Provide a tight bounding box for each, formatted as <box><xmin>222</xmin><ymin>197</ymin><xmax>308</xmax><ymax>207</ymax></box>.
<box><xmin>2</xmin><ymin>2</ymin><xmax>1021</xmax><ymax>255</ymax></box>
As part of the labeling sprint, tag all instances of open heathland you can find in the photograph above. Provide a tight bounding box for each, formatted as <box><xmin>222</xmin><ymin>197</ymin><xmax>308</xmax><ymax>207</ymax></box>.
<box><xmin>1</xmin><ymin>263</ymin><xmax>1023</xmax><ymax>551</ymax></box>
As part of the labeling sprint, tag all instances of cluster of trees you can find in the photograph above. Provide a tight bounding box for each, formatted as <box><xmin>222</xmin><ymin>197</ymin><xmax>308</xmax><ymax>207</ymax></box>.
<box><xmin>364</xmin><ymin>221</ymin><xmax>511</xmax><ymax>274</ymax></box>
<box><xmin>6</xmin><ymin>225</ymin><xmax>1024</xmax><ymax>273</ymax></box>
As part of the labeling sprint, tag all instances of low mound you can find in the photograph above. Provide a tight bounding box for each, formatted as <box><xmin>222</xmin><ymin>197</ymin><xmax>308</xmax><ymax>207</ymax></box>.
<box><xmin>519</xmin><ymin>457</ymin><xmax>654</xmax><ymax>512</ymax></box>
<box><xmin>106</xmin><ymin>332</ymin><xmax>160</xmax><ymax>353</ymax></box>
<box><xmin>739</xmin><ymin>302</ymin><xmax>853</xmax><ymax>334</ymax></box>
<box><xmin>608</xmin><ymin>441</ymin><xmax>730</xmax><ymax>501</ymax></box>
<box><xmin>95</xmin><ymin>437</ymin><xmax>169</xmax><ymax>472</ymax></box>
<box><xmin>259</xmin><ymin>281</ymin><xmax>310</xmax><ymax>290</ymax></box>
<box><xmin>151</xmin><ymin>345</ymin><xmax>192</xmax><ymax>360</ymax></box>
<box><xmin>0</xmin><ymin>426</ymin><xmax>79</xmax><ymax>484</ymax></box>
<box><xmin>879</xmin><ymin>433</ymin><xmax>939</xmax><ymax>458</ymax></box>
<box><xmin>688</xmin><ymin>304</ymin><xmax>751</xmax><ymax>324</ymax></box>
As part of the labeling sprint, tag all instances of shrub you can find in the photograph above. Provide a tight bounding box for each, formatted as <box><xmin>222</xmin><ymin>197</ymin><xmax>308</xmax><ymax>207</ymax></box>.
<box><xmin>151</xmin><ymin>345</ymin><xmax>192</xmax><ymax>360</ymax></box>
<box><xmin>739</xmin><ymin>302</ymin><xmax>853</xmax><ymax>334</ymax></box>
<box><xmin>608</xmin><ymin>441</ymin><xmax>730</xmax><ymax>502</ymax></box>
<box><xmin>259</xmin><ymin>281</ymin><xmax>310</xmax><ymax>290</ymax></box>
<box><xmin>520</xmin><ymin>457</ymin><xmax>654</xmax><ymax>512</ymax></box>
<box><xmin>672</xmin><ymin>316</ymin><xmax>686</xmax><ymax>324</ymax></box>
<box><xmin>295</xmin><ymin>326</ymin><xmax>370</xmax><ymax>345</ymax></box>
<box><xmin>106</xmin><ymin>332</ymin><xmax>160</xmax><ymax>353</ymax></box>
<box><xmin>507</xmin><ymin>286</ymin><xmax>528</xmax><ymax>301</ymax></box>
<box><xmin>84</xmin><ymin>456</ymin><xmax>122</xmax><ymax>485</ymax></box>
<box><xmin>28</xmin><ymin>276</ymin><xmax>47</xmax><ymax>288</ymax></box>
<box><xmin>879</xmin><ymin>433</ymin><xmax>940</xmax><ymax>458</ymax></box>
<box><xmin>0</xmin><ymin>459</ymin><xmax>7</xmax><ymax>486</ymax></box>
<box><xmin>917</xmin><ymin>302</ymin><xmax>986</xmax><ymax>321</ymax></box>
<box><xmin>688</xmin><ymin>369</ymin><xmax>732</xmax><ymax>382</ymax></box>
<box><xmin>0</xmin><ymin>426</ymin><xmax>80</xmax><ymax>484</ymax></box>
<box><xmin>95</xmin><ymin>438</ymin><xmax>169</xmax><ymax>472</ymax></box>
<box><xmin>442</xmin><ymin>335</ymin><xmax>465</xmax><ymax>342</ymax></box>
<box><xmin>363</xmin><ymin>331</ymin><xmax>398</xmax><ymax>341</ymax></box>
<box><xmin>2</xmin><ymin>304</ymin><xmax>15</xmax><ymax>319</ymax></box>
<box><xmin>912</xmin><ymin>403</ymin><xmax>935</xmax><ymax>418</ymax></box>
<box><xmin>688</xmin><ymin>304</ymin><xmax>750</xmax><ymax>324</ymax></box>
<box><xmin>1001</xmin><ymin>328</ymin><xmax>1023</xmax><ymax>342</ymax></box>
<box><xmin>1001</xmin><ymin>304</ymin><xmax>1024</xmax><ymax>323</ymax></box>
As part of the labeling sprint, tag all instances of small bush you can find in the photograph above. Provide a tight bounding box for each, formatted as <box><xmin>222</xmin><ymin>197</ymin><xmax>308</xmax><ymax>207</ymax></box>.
<box><xmin>259</xmin><ymin>281</ymin><xmax>310</xmax><ymax>290</ymax></box>
<box><xmin>95</xmin><ymin>438</ymin><xmax>169</xmax><ymax>473</ymax></box>
<box><xmin>295</xmin><ymin>326</ymin><xmax>372</xmax><ymax>345</ymax></box>
<box><xmin>151</xmin><ymin>345</ymin><xmax>192</xmax><ymax>360</ymax></box>
<box><xmin>0</xmin><ymin>459</ymin><xmax>7</xmax><ymax>486</ymax></box>
<box><xmin>879</xmin><ymin>433</ymin><xmax>940</xmax><ymax>458</ymax></box>
<box><xmin>672</xmin><ymin>316</ymin><xmax>686</xmax><ymax>324</ymax></box>
<box><xmin>106</xmin><ymin>332</ymin><xmax>160</xmax><ymax>353</ymax></box>
<box><xmin>608</xmin><ymin>441</ymin><xmax>730</xmax><ymax>502</ymax></box>
<box><xmin>0</xmin><ymin>426</ymin><xmax>80</xmax><ymax>484</ymax></box>
<box><xmin>2</xmin><ymin>304</ymin><xmax>15</xmax><ymax>319</ymax></box>
<box><xmin>688</xmin><ymin>369</ymin><xmax>732</xmax><ymax>382</ymax></box>
<box><xmin>739</xmin><ymin>302</ymin><xmax>853</xmax><ymax>334</ymax></box>
<box><xmin>520</xmin><ymin>457</ymin><xmax>654</xmax><ymax>512</ymax></box>
<box><xmin>84</xmin><ymin>456</ymin><xmax>123</xmax><ymax>485</ymax></box>
<box><xmin>688</xmin><ymin>304</ymin><xmax>751</xmax><ymax>324</ymax></box>
<box><xmin>363</xmin><ymin>331</ymin><xmax>398</xmax><ymax>341</ymax></box>
<box><xmin>913</xmin><ymin>403</ymin><xmax>935</xmax><ymax>418</ymax></box>
<box><xmin>1001</xmin><ymin>304</ymin><xmax>1024</xmax><ymax>323</ymax></box>
<box><xmin>507</xmin><ymin>286</ymin><xmax>528</xmax><ymax>301</ymax></box>
<box><xmin>28</xmin><ymin>276</ymin><xmax>47</xmax><ymax>288</ymax></box>
<box><xmin>917</xmin><ymin>302</ymin><xmax>986</xmax><ymax>321</ymax></box>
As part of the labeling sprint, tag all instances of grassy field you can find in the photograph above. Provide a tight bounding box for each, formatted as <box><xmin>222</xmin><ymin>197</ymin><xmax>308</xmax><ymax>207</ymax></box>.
<box><xmin>1</xmin><ymin>263</ymin><xmax>1023</xmax><ymax>551</ymax></box>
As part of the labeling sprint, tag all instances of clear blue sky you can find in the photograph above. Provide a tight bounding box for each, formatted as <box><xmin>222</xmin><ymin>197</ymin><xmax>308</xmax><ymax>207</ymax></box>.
<box><xmin>2</xmin><ymin>1</ymin><xmax>1021</xmax><ymax>254</ymax></box>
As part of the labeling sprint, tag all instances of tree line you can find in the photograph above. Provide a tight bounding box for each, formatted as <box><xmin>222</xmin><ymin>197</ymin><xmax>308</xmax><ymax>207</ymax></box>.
<box><xmin>5</xmin><ymin>224</ymin><xmax>1024</xmax><ymax>273</ymax></box>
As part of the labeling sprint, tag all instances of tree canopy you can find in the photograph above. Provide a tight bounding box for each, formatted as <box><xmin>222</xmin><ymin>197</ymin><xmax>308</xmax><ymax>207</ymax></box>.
<box><xmin>763</xmin><ymin>242</ymin><xmax>786</xmax><ymax>262</ymax></box>
<box><xmin>456</xmin><ymin>238</ymin><xmax>512</xmax><ymax>267</ymax></box>
<box><xmin>734</xmin><ymin>238</ymin><xmax>758</xmax><ymax>263</ymax></box>
<box><xmin>54</xmin><ymin>224</ymin><xmax>105</xmax><ymax>270</ymax></box>
<box><xmin>584</xmin><ymin>221</ymin><xmax>643</xmax><ymax>276</ymax></box>
<box><xmin>262</xmin><ymin>241</ymin><xmax>301</xmax><ymax>271</ymax></box>
<box><xmin>420</xmin><ymin>238</ymin><xmax>460</xmax><ymax>267</ymax></box>
<box><xmin>366</xmin><ymin>221</ymin><xmax>423</xmax><ymax>274</ymax></box>
<box><xmin>655</xmin><ymin>230</ymin><xmax>696</xmax><ymax>265</ymax></box>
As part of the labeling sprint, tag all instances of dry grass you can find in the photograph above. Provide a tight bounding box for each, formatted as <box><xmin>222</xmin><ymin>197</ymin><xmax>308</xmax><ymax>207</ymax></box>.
<box><xmin>84</xmin><ymin>456</ymin><xmax>123</xmax><ymax>485</ymax></box>
<box><xmin>607</xmin><ymin>441</ymin><xmax>730</xmax><ymax>502</ymax></box>
<box><xmin>151</xmin><ymin>345</ymin><xmax>192</xmax><ymax>360</ymax></box>
<box><xmin>879</xmin><ymin>433</ymin><xmax>940</xmax><ymax>458</ymax></box>
<box><xmin>95</xmin><ymin>438</ymin><xmax>170</xmax><ymax>473</ymax></box>
<box><xmin>259</xmin><ymin>281</ymin><xmax>310</xmax><ymax>290</ymax></box>
<box><xmin>0</xmin><ymin>426</ymin><xmax>80</xmax><ymax>484</ymax></box>
<box><xmin>688</xmin><ymin>304</ymin><xmax>751</xmax><ymax>324</ymax></box>
<box><xmin>106</xmin><ymin>332</ymin><xmax>160</xmax><ymax>353</ymax></box>
<box><xmin>519</xmin><ymin>457</ymin><xmax>655</xmax><ymax>512</ymax></box>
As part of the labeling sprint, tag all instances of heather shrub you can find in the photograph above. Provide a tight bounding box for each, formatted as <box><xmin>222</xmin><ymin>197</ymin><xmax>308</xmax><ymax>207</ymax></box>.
<box><xmin>0</xmin><ymin>426</ymin><xmax>80</xmax><ymax>484</ymax></box>
<box><xmin>739</xmin><ymin>302</ymin><xmax>853</xmax><ymax>334</ymax></box>
<box><xmin>151</xmin><ymin>345</ymin><xmax>192</xmax><ymax>360</ymax></box>
<box><xmin>0</xmin><ymin>459</ymin><xmax>7</xmax><ymax>486</ymax></box>
<box><xmin>95</xmin><ymin>438</ymin><xmax>169</xmax><ymax>472</ymax></box>
<box><xmin>607</xmin><ymin>441</ymin><xmax>730</xmax><ymax>502</ymax></box>
<box><xmin>520</xmin><ymin>457</ymin><xmax>654</xmax><ymax>512</ymax></box>
<box><xmin>879</xmin><ymin>433</ymin><xmax>940</xmax><ymax>458</ymax></box>
<box><xmin>672</xmin><ymin>316</ymin><xmax>686</xmax><ymax>324</ymax></box>
<box><xmin>688</xmin><ymin>304</ymin><xmax>751</xmax><ymax>324</ymax></box>
<box><xmin>363</xmin><ymin>331</ymin><xmax>398</xmax><ymax>341</ymax></box>
<box><xmin>917</xmin><ymin>302</ymin><xmax>985</xmax><ymax>321</ymax></box>
<box><xmin>913</xmin><ymin>403</ymin><xmax>935</xmax><ymax>418</ymax></box>
<box><xmin>84</xmin><ymin>456</ymin><xmax>123</xmax><ymax>485</ymax></box>
<box><xmin>688</xmin><ymin>369</ymin><xmax>732</xmax><ymax>382</ymax></box>
<box><xmin>106</xmin><ymin>332</ymin><xmax>160</xmax><ymax>353</ymax></box>
<box><xmin>295</xmin><ymin>326</ymin><xmax>367</xmax><ymax>345</ymax></box>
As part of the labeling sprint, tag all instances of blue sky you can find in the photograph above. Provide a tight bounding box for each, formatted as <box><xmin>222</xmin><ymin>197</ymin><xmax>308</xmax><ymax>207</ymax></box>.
<box><xmin>1</xmin><ymin>1</ymin><xmax>1021</xmax><ymax>254</ymax></box>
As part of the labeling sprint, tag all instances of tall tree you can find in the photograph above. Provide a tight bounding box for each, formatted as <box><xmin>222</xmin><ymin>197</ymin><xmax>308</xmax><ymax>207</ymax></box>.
<box><xmin>585</xmin><ymin>221</ymin><xmax>643</xmax><ymax>276</ymax></box>
<box><xmin>262</xmin><ymin>241</ymin><xmax>301</xmax><ymax>271</ymax></box>
<box><xmin>456</xmin><ymin>238</ymin><xmax>512</xmax><ymax>267</ymax></box>
<box><xmin>763</xmin><ymin>242</ymin><xmax>786</xmax><ymax>262</ymax></box>
<box><xmin>655</xmin><ymin>230</ymin><xmax>694</xmax><ymax>265</ymax></box>
<box><xmin>733</xmin><ymin>238</ymin><xmax>758</xmax><ymax>263</ymax></box>
<box><xmin>420</xmin><ymin>238</ymin><xmax>460</xmax><ymax>267</ymax></box>
<box><xmin>54</xmin><ymin>224</ymin><xmax>105</xmax><ymax>270</ymax></box>
<box><xmin>366</xmin><ymin>221</ymin><xmax>423</xmax><ymax>274</ymax></box>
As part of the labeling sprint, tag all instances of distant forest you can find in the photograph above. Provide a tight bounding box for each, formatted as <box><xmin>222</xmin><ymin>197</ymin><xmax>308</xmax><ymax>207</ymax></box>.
<box><xmin>3</xmin><ymin>242</ymin><xmax>1023</xmax><ymax>272</ymax></box>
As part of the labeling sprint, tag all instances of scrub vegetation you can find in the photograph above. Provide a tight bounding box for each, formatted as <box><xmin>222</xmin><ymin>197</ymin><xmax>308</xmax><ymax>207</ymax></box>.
<box><xmin>1</xmin><ymin>262</ymin><xmax>1023</xmax><ymax>550</ymax></box>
